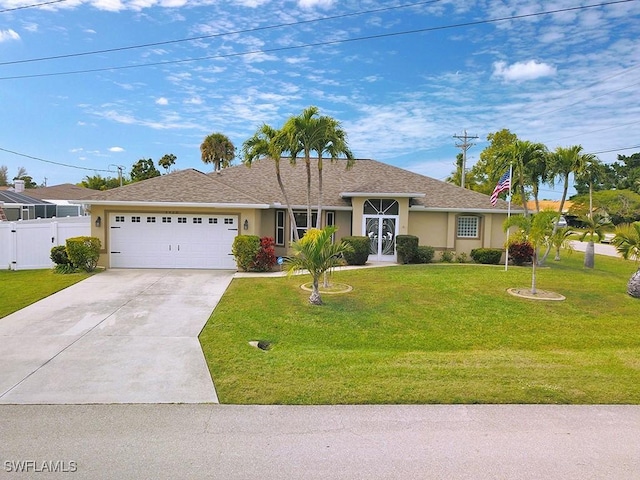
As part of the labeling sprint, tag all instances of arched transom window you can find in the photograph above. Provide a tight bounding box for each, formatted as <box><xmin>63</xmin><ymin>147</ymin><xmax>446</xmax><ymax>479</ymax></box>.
<box><xmin>363</xmin><ymin>199</ymin><xmax>399</xmax><ymax>215</ymax></box>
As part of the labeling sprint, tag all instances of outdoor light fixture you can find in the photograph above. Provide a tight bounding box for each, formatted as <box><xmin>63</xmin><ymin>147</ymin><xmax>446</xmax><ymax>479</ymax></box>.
<box><xmin>243</xmin><ymin>219</ymin><xmax>249</xmax><ymax>230</ymax></box>
<box><xmin>95</xmin><ymin>216</ymin><xmax>101</xmax><ymax>227</ymax></box>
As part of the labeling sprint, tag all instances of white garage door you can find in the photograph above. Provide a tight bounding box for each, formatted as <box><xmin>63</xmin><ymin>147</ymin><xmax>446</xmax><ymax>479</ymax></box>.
<box><xmin>109</xmin><ymin>213</ymin><xmax>238</xmax><ymax>269</ymax></box>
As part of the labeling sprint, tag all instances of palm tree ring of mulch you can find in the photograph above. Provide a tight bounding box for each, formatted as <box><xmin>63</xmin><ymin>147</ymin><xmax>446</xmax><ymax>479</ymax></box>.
<box><xmin>300</xmin><ymin>283</ymin><xmax>353</xmax><ymax>294</ymax></box>
<box><xmin>507</xmin><ymin>288</ymin><xmax>566</xmax><ymax>301</ymax></box>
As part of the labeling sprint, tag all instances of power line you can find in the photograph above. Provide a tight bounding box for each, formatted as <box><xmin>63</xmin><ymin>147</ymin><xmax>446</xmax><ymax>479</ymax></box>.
<box><xmin>0</xmin><ymin>146</ymin><xmax>115</xmax><ymax>173</ymax></box>
<box><xmin>0</xmin><ymin>0</ymin><xmax>635</xmax><ymax>81</ymax></box>
<box><xmin>0</xmin><ymin>0</ymin><xmax>445</xmax><ymax>66</ymax></box>
<box><xmin>0</xmin><ymin>0</ymin><xmax>67</xmax><ymax>13</ymax></box>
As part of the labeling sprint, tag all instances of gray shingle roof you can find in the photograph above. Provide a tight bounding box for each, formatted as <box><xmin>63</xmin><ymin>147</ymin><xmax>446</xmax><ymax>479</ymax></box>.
<box><xmin>83</xmin><ymin>168</ymin><xmax>266</xmax><ymax>205</ymax></box>
<box><xmin>214</xmin><ymin>158</ymin><xmax>514</xmax><ymax>211</ymax></box>
<box><xmin>82</xmin><ymin>159</ymin><xmax>515</xmax><ymax>211</ymax></box>
<box><xmin>27</xmin><ymin>183</ymin><xmax>93</xmax><ymax>200</ymax></box>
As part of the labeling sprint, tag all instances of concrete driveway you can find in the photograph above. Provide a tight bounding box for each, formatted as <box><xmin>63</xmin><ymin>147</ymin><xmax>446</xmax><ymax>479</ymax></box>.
<box><xmin>0</xmin><ymin>269</ymin><xmax>234</xmax><ymax>404</ymax></box>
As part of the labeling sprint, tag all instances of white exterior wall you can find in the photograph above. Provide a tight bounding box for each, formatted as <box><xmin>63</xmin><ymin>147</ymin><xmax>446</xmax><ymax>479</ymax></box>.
<box><xmin>0</xmin><ymin>217</ymin><xmax>91</xmax><ymax>270</ymax></box>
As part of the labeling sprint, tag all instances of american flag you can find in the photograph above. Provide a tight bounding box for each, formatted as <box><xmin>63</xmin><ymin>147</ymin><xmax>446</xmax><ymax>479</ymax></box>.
<box><xmin>490</xmin><ymin>171</ymin><xmax>511</xmax><ymax>206</ymax></box>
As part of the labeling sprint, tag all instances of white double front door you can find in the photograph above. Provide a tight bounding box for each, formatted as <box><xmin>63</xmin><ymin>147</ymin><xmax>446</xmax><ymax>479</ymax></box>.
<box><xmin>363</xmin><ymin>215</ymin><xmax>398</xmax><ymax>262</ymax></box>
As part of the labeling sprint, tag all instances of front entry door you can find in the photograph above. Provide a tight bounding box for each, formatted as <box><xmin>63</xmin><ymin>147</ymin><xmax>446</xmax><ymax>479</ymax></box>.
<box><xmin>364</xmin><ymin>215</ymin><xmax>398</xmax><ymax>262</ymax></box>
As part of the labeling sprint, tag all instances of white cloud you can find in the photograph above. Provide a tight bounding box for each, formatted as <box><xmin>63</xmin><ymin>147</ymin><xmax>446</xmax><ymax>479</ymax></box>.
<box><xmin>492</xmin><ymin>60</ymin><xmax>557</xmax><ymax>82</ymax></box>
<box><xmin>298</xmin><ymin>0</ymin><xmax>334</xmax><ymax>9</ymax></box>
<box><xmin>184</xmin><ymin>96</ymin><xmax>203</xmax><ymax>105</ymax></box>
<box><xmin>155</xmin><ymin>97</ymin><xmax>169</xmax><ymax>105</ymax></box>
<box><xmin>0</xmin><ymin>29</ymin><xmax>20</xmax><ymax>42</ymax></box>
<box><xmin>109</xmin><ymin>146</ymin><xmax>125</xmax><ymax>152</ymax></box>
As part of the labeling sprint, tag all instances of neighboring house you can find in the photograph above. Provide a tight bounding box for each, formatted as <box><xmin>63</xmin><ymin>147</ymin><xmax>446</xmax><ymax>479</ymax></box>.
<box><xmin>26</xmin><ymin>183</ymin><xmax>93</xmax><ymax>217</ymax></box>
<box><xmin>80</xmin><ymin>158</ymin><xmax>521</xmax><ymax>269</ymax></box>
<box><xmin>0</xmin><ymin>190</ymin><xmax>57</xmax><ymax>221</ymax></box>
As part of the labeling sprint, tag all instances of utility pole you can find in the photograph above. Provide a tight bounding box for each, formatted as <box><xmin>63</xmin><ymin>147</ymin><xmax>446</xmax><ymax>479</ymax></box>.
<box><xmin>453</xmin><ymin>130</ymin><xmax>479</xmax><ymax>189</ymax></box>
<box><xmin>110</xmin><ymin>165</ymin><xmax>125</xmax><ymax>187</ymax></box>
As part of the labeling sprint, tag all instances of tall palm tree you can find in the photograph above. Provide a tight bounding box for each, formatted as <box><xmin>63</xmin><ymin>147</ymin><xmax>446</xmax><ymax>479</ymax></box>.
<box><xmin>523</xmin><ymin>147</ymin><xmax>549</xmax><ymax>213</ymax></box>
<box><xmin>497</xmin><ymin>140</ymin><xmax>547</xmax><ymax>216</ymax></box>
<box><xmin>282</xmin><ymin>106</ymin><xmax>324</xmax><ymax>232</ymax></box>
<box><xmin>539</xmin><ymin>145</ymin><xmax>588</xmax><ymax>264</ymax></box>
<box><xmin>200</xmin><ymin>132</ymin><xmax>235</xmax><ymax>172</ymax></box>
<box><xmin>574</xmin><ymin>154</ymin><xmax>604</xmax><ymax>219</ymax></box>
<box><xmin>284</xmin><ymin>226</ymin><xmax>352</xmax><ymax>305</ymax></box>
<box><xmin>612</xmin><ymin>222</ymin><xmax>640</xmax><ymax>298</ymax></box>
<box><xmin>310</xmin><ymin>115</ymin><xmax>354</xmax><ymax>228</ymax></box>
<box><xmin>242</xmin><ymin>124</ymin><xmax>300</xmax><ymax>241</ymax></box>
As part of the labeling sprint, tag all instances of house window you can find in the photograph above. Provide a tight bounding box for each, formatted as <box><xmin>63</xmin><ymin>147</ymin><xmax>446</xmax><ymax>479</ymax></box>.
<box><xmin>275</xmin><ymin>210</ymin><xmax>285</xmax><ymax>246</ymax></box>
<box><xmin>457</xmin><ymin>216</ymin><xmax>480</xmax><ymax>238</ymax></box>
<box><xmin>293</xmin><ymin>211</ymin><xmax>318</xmax><ymax>240</ymax></box>
<box><xmin>131</xmin><ymin>216</ymin><xmax>141</xmax><ymax>223</ymax></box>
<box><xmin>146</xmin><ymin>216</ymin><xmax>156</xmax><ymax>223</ymax></box>
<box><xmin>193</xmin><ymin>217</ymin><xmax>202</xmax><ymax>224</ymax></box>
<box><xmin>162</xmin><ymin>217</ymin><xmax>171</xmax><ymax>223</ymax></box>
<box><xmin>209</xmin><ymin>218</ymin><xmax>218</xmax><ymax>224</ymax></box>
<box><xmin>115</xmin><ymin>216</ymin><xmax>125</xmax><ymax>223</ymax></box>
<box><xmin>177</xmin><ymin>217</ymin><xmax>187</xmax><ymax>223</ymax></box>
<box><xmin>364</xmin><ymin>199</ymin><xmax>399</xmax><ymax>215</ymax></box>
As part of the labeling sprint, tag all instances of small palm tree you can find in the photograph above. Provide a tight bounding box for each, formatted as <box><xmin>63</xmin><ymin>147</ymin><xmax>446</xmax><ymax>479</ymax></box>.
<box><xmin>550</xmin><ymin>226</ymin><xmax>574</xmax><ymax>262</ymax></box>
<box><xmin>578</xmin><ymin>213</ymin><xmax>609</xmax><ymax>269</ymax></box>
<box><xmin>285</xmin><ymin>226</ymin><xmax>352</xmax><ymax>305</ymax></box>
<box><xmin>504</xmin><ymin>211</ymin><xmax>556</xmax><ymax>294</ymax></box>
<box><xmin>612</xmin><ymin>222</ymin><xmax>640</xmax><ymax>298</ymax></box>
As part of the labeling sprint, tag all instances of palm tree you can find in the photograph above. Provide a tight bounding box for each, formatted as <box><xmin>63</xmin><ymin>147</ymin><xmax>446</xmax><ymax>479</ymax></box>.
<box><xmin>242</xmin><ymin>123</ymin><xmax>300</xmax><ymax>241</ymax></box>
<box><xmin>200</xmin><ymin>133</ymin><xmax>235</xmax><ymax>172</ymax></box>
<box><xmin>539</xmin><ymin>145</ymin><xmax>588</xmax><ymax>264</ymax></box>
<box><xmin>612</xmin><ymin>222</ymin><xmax>640</xmax><ymax>298</ymax></box>
<box><xmin>504</xmin><ymin>211</ymin><xmax>556</xmax><ymax>294</ymax></box>
<box><xmin>282</xmin><ymin>106</ymin><xmax>323</xmax><ymax>231</ymax></box>
<box><xmin>578</xmin><ymin>213</ymin><xmax>609</xmax><ymax>269</ymax></box>
<box><xmin>550</xmin><ymin>226</ymin><xmax>574</xmax><ymax>262</ymax></box>
<box><xmin>497</xmin><ymin>140</ymin><xmax>547</xmax><ymax>217</ymax></box>
<box><xmin>310</xmin><ymin>115</ymin><xmax>354</xmax><ymax>228</ymax></box>
<box><xmin>284</xmin><ymin>226</ymin><xmax>352</xmax><ymax>305</ymax></box>
<box><xmin>523</xmin><ymin>148</ymin><xmax>549</xmax><ymax>213</ymax></box>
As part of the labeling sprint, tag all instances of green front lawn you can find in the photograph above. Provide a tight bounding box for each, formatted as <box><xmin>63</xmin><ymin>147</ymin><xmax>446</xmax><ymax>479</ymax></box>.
<box><xmin>200</xmin><ymin>255</ymin><xmax>640</xmax><ymax>404</ymax></box>
<box><xmin>0</xmin><ymin>269</ymin><xmax>92</xmax><ymax>319</ymax></box>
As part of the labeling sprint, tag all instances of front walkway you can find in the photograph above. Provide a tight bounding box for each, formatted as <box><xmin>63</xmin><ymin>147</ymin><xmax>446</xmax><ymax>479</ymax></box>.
<box><xmin>0</xmin><ymin>269</ymin><xmax>234</xmax><ymax>404</ymax></box>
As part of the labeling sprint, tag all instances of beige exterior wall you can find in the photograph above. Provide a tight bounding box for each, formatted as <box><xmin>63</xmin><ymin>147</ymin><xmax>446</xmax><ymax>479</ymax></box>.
<box><xmin>408</xmin><ymin>210</ymin><xmax>509</xmax><ymax>255</ymax></box>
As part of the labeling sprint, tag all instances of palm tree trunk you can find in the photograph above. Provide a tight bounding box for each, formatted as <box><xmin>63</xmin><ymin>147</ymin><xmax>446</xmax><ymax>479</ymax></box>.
<box><xmin>275</xmin><ymin>163</ymin><xmax>300</xmax><ymax>242</ymax></box>
<box><xmin>531</xmin><ymin>249</ymin><xmax>537</xmax><ymax>295</ymax></box>
<box><xmin>584</xmin><ymin>241</ymin><xmax>595</xmax><ymax>268</ymax></box>
<box><xmin>540</xmin><ymin>174</ymin><xmax>570</xmax><ymax>265</ymax></box>
<box><xmin>316</xmin><ymin>156</ymin><xmax>323</xmax><ymax>229</ymax></box>
<box><xmin>305</xmin><ymin>151</ymin><xmax>312</xmax><ymax>234</ymax></box>
<box><xmin>309</xmin><ymin>276</ymin><xmax>323</xmax><ymax>305</ymax></box>
<box><xmin>628</xmin><ymin>269</ymin><xmax>640</xmax><ymax>299</ymax></box>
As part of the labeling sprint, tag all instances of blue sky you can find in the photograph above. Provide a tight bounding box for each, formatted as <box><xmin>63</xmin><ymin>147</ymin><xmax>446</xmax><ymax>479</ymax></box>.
<box><xmin>1</xmin><ymin>0</ymin><xmax>639</xmax><ymax>199</ymax></box>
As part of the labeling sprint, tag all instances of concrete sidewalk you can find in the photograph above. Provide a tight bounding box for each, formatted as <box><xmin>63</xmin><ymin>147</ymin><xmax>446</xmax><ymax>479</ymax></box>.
<box><xmin>569</xmin><ymin>240</ymin><xmax>621</xmax><ymax>257</ymax></box>
<box><xmin>1</xmin><ymin>404</ymin><xmax>639</xmax><ymax>479</ymax></box>
<box><xmin>0</xmin><ymin>269</ymin><xmax>233</xmax><ymax>404</ymax></box>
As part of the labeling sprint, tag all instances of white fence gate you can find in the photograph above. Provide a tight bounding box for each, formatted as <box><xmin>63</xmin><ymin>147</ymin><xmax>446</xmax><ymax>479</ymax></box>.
<box><xmin>0</xmin><ymin>217</ymin><xmax>91</xmax><ymax>270</ymax></box>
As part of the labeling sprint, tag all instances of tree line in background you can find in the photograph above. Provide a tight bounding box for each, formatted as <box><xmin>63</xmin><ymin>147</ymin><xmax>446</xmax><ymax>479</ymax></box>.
<box><xmin>446</xmin><ymin>128</ymin><xmax>640</xmax><ymax>225</ymax></box>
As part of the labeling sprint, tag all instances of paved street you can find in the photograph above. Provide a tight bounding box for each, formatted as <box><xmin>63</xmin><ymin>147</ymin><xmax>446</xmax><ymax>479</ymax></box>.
<box><xmin>1</xmin><ymin>404</ymin><xmax>639</xmax><ymax>479</ymax></box>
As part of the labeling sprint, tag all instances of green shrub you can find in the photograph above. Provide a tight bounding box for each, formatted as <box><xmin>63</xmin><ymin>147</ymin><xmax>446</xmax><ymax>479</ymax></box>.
<box><xmin>50</xmin><ymin>245</ymin><xmax>71</xmax><ymax>266</ymax></box>
<box><xmin>416</xmin><ymin>246</ymin><xmax>435</xmax><ymax>264</ymax></box>
<box><xmin>232</xmin><ymin>235</ymin><xmax>260</xmax><ymax>272</ymax></box>
<box><xmin>396</xmin><ymin>235</ymin><xmax>419</xmax><ymax>264</ymax></box>
<box><xmin>65</xmin><ymin>236</ymin><xmax>101</xmax><ymax>272</ymax></box>
<box><xmin>456</xmin><ymin>252</ymin><xmax>468</xmax><ymax>263</ymax></box>
<box><xmin>440</xmin><ymin>250</ymin><xmax>454</xmax><ymax>263</ymax></box>
<box><xmin>342</xmin><ymin>236</ymin><xmax>370</xmax><ymax>265</ymax></box>
<box><xmin>470</xmin><ymin>248</ymin><xmax>503</xmax><ymax>264</ymax></box>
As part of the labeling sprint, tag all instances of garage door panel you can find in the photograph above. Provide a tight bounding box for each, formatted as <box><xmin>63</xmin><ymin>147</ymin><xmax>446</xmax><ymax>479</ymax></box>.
<box><xmin>109</xmin><ymin>213</ymin><xmax>238</xmax><ymax>269</ymax></box>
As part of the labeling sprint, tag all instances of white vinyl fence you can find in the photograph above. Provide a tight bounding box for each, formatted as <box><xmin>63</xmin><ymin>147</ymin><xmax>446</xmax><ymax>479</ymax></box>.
<box><xmin>0</xmin><ymin>217</ymin><xmax>91</xmax><ymax>270</ymax></box>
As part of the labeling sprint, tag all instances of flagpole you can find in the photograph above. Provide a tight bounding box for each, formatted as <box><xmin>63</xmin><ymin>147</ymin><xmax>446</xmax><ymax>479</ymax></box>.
<box><xmin>504</xmin><ymin>163</ymin><xmax>513</xmax><ymax>272</ymax></box>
